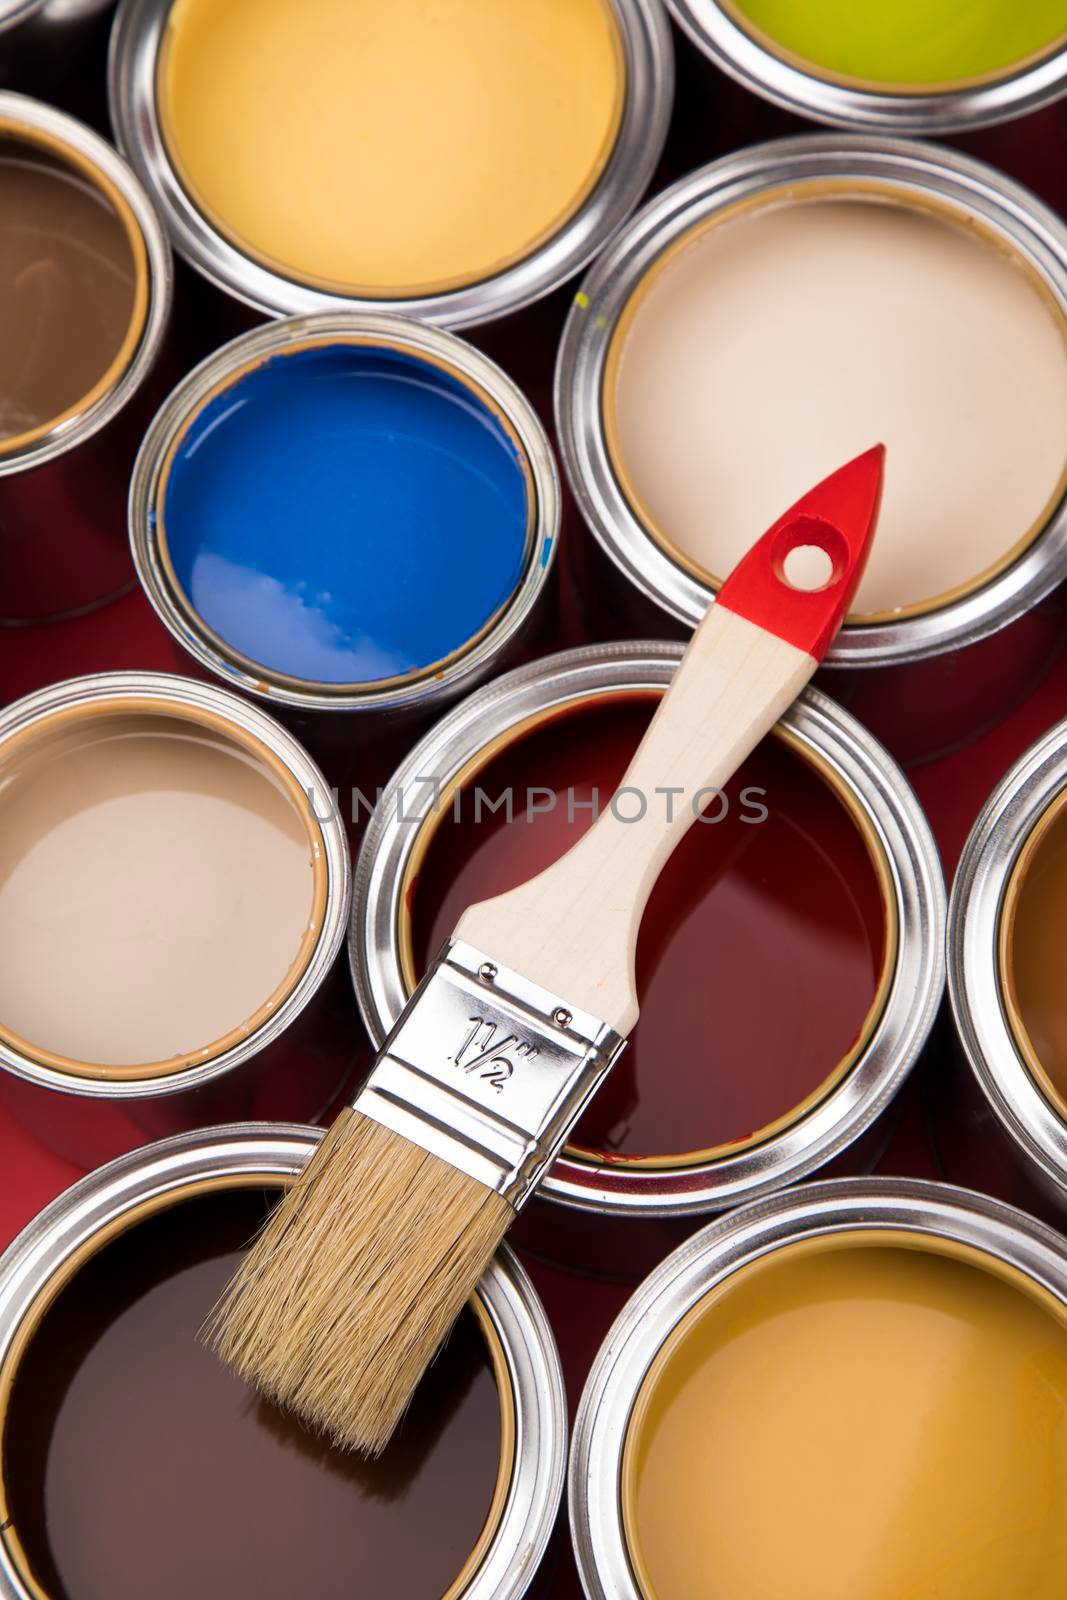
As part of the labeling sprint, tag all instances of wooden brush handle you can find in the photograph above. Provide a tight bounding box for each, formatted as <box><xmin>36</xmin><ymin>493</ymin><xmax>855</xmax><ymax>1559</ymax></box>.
<box><xmin>456</xmin><ymin>447</ymin><xmax>885</xmax><ymax>1035</ymax></box>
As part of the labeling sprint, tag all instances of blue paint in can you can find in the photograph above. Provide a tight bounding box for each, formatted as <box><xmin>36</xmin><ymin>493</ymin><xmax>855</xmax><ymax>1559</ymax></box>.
<box><xmin>160</xmin><ymin>342</ymin><xmax>531</xmax><ymax>686</ymax></box>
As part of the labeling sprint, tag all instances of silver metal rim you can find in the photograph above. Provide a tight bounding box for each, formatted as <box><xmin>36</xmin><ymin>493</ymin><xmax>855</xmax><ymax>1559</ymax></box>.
<box><xmin>0</xmin><ymin>0</ymin><xmax>44</xmax><ymax>33</ymax></box>
<box><xmin>350</xmin><ymin>641</ymin><xmax>946</xmax><ymax>1217</ymax></box>
<box><xmin>0</xmin><ymin>1123</ymin><xmax>566</xmax><ymax>1600</ymax></box>
<box><xmin>130</xmin><ymin>310</ymin><xmax>561</xmax><ymax>713</ymax></box>
<box><xmin>665</xmin><ymin>0</ymin><xmax>1067</xmax><ymax>134</ymax></box>
<box><xmin>555</xmin><ymin>134</ymin><xmax>1067</xmax><ymax>669</ymax></box>
<box><xmin>0</xmin><ymin>672</ymin><xmax>350</xmax><ymax>1099</ymax></box>
<box><xmin>107</xmin><ymin>0</ymin><xmax>673</xmax><ymax>328</ymax></box>
<box><xmin>570</xmin><ymin>1175</ymin><xmax>1067</xmax><ymax>1600</ymax></box>
<box><xmin>949</xmin><ymin>715</ymin><xmax>1067</xmax><ymax>1205</ymax></box>
<box><xmin>0</xmin><ymin>91</ymin><xmax>173</xmax><ymax>474</ymax></box>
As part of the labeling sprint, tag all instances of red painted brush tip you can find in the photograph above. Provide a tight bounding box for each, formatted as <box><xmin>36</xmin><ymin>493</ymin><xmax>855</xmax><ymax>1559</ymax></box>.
<box><xmin>715</xmin><ymin>445</ymin><xmax>886</xmax><ymax>661</ymax></box>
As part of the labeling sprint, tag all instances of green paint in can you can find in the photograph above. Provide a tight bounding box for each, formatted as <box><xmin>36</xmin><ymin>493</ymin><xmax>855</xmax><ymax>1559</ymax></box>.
<box><xmin>728</xmin><ymin>0</ymin><xmax>1067</xmax><ymax>87</ymax></box>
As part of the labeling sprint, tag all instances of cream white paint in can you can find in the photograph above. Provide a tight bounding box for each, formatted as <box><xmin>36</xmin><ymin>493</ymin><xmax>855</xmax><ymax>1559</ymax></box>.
<box><xmin>605</xmin><ymin>193</ymin><xmax>1067</xmax><ymax>620</ymax></box>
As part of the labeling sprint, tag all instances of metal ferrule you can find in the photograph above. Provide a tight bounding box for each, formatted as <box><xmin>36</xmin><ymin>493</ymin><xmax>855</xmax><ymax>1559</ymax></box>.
<box><xmin>357</xmin><ymin>939</ymin><xmax>626</xmax><ymax>1209</ymax></box>
<box><xmin>351</xmin><ymin>643</ymin><xmax>945</xmax><ymax>1227</ymax></box>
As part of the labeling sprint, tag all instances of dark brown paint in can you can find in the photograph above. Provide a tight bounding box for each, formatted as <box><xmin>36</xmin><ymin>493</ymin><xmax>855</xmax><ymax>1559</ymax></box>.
<box><xmin>1</xmin><ymin>1189</ymin><xmax>507</xmax><ymax>1600</ymax></box>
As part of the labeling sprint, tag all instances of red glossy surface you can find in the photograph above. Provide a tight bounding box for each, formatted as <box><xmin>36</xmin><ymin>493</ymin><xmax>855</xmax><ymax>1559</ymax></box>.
<box><xmin>410</xmin><ymin>698</ymin><xmax>887</xmax><ymax>1158</ymax></box>
<box><xmin>717</xmin><ymin>446</ymin><xmax>884</xmax><ymax>658</ymax></box>
<box><xmin>3</xmin><ymin>27</ymin><xmax>1067</xmax><ymax>1600</ymax></box>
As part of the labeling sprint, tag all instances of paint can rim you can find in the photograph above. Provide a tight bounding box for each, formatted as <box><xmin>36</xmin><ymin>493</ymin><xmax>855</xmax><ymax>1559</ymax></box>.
<box><xmin>350</xmin><ymin>641</ymin><xmax>946</xmax><ymax>1218</ymax></box>
<box><xmin>0</xmin><ymin>1123</ymin><xmax>566</xmax><ymax>1600</ymax></box>
<box><xmin>665</xmin><ymin>0</ymin><xmax>1067</xmax><ymax>134</ymax></box>
<box><xmin>107</xmin><ymin>0</ymin><xmax>674</xmax><ymax>328</ymax></box>
<box><xmin>569</xmin><ymin>1174</ymin><xmax>1067</xmax><ymax>1600</ymax></box>
<box><xmin>129</xmin><ymin>310</ymin><xmax>561</xmax><ymax>713</ymax></box>
<box><xmin>554</xmin><ymin>134</ymin><xmax>1067</xmax><ymax>670</ymax></box>
<box><xmin>0</xmin><ymin>90</ymin><xmax>173</xmax><ymax>476</ymax></box>
<box><xmin>949</xmin><ymin>715</ymin><xmax>1067</xmax><ymax>1204</ymax></box>
<box><xmin>0</xmin><ymin>672</ymin><xmax>351</xmax><ymax>1100</ymax></box>
<box><xmin>0</xmin><ymin>1</ymin><xmax>45</xmax><ymax>40</ymax></box>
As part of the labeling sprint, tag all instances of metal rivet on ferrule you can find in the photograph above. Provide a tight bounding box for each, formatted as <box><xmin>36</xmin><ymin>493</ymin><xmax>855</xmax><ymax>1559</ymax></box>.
<box><xmin>553</xmin><ymin>1009</ymin><xmax>573</xmax><ymax>1029</ymax></box>
<box><xmin>479</xmin><ymin>963</ymin><xmax>498</xmax><ymax>983</ymax></box>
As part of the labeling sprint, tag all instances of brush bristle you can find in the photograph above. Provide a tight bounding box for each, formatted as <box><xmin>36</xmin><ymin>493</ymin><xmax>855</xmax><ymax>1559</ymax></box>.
<box><xmin>207</xmin><ymin>1108</ymin><xmax>513</xmax><ymax>1456</ymax></box>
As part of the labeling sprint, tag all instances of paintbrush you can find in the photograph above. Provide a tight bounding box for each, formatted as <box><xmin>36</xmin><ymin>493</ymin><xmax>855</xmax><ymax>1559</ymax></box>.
<box><xmin>211</xmin><ymin>445</ymin><xmax>886</xmax><ymax>1453</ymax></box>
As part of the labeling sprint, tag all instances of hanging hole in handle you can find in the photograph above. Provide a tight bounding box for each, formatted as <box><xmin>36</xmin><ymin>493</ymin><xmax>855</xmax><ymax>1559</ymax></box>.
<box><xmin>782</xmin><ymin>544</ymin><xmax>834</xmax><ymax>592</ymax></box>
<box><xmin>772</xmin><ymin>516</ymin><xmax>850</xmax><ymax>594</ymax></box>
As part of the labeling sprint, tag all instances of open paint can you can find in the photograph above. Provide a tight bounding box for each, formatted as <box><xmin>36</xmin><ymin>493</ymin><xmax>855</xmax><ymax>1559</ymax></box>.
<box><xmin>350</xmin><ymin>643</ymin><xmax>945</xmax><ymax>1274</ymax></box>
<box><xmin>130</xmin><ymin>312</ymin><xmax>559</xmax><ymax>746</ymax></box>
<box><xmin>665</xmin><ymin>0</ymin><xmax>1067</xmax><ymax>133</ymax></box>
<box><xmin>0</xmin><ymin>673</ymin><xmax>352</xmax><ymax>1167</ymax></box>
<box><xmin>0</xmin><ymin>1123</ymin><xmax>566</xmax><ymax>1600</ymax></box>
<box><xmin>557</xmin><ymin>136</ymin><xmax>1067</xmax><ymax>765</ymax></box>
<box><xmin>948</xmin><ymin>716</ymin><xmax>1067</xmax><ymax>1219</ymax></box>
<box><xmin>0</xmin><ymin>92</ymin><xmax>172</xmax><ymax>623</ymax></box>
<box><xmin>571</xmin><ymin>1177</ymin><xmax>1067</xmax><ymax>1600</ymax></box>
<box><xmin>109</xmin><ymin>0</ymin><xmax>672</xmax><ymax>327</ymax></box>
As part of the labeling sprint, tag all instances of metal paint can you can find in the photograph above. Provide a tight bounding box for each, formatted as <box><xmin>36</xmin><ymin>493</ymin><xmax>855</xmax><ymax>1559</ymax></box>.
<box><xmin>664</xmin><ymin>0</ymin><xmax>1067</xmax><ymax>134</ymax></box>
<box><xmin>108</xmin><ymin>0</ymin><xmax>673</xmax><ymax>328</ymax></box>
<box><xmin>129</xmin><ymin>312</ymin><xmax>560</xmax><ymax>772</ymax></box>
<box><xmin>571</xmin><ymin>1177</ymin><xmax>1067</xmax><ymax>1600</ymax></box>
<box><xmin>555</xmin><ymin>135</ymin><xmax>1067</xmax><ymax>766</ymax></box>
<box><xmin>350</xmin><ymin>643</ymin><xmax>945</xmax><ymax>1275</ymax></box>
<box><xmin>0</xmin><ymin>1123</ymin><xmax>566</xmax><ymax>1600</ymax></box>
<box><xmin>947</xmin><ymin>715</ymin><xmax>1067</xmax><ymax>1221</ymax></box>
<box><xmin>0</xmin><ymin>673</ymin><xmax>352</xmax><ymax>1168</ymax></box>
<box><xmin>0</xmin><ymin>92</ymin><xmax>172</xmax><ymax>624</ymax></box>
